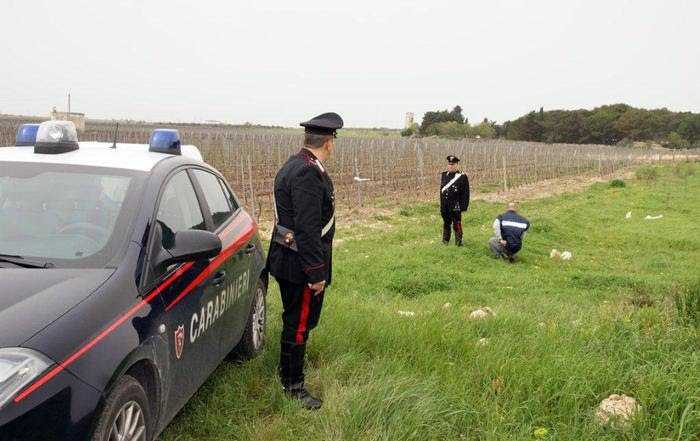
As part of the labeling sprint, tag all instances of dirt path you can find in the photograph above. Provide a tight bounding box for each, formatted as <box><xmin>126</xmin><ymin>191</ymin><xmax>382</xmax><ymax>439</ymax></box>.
<box><xmin>475</xmin><ymin>169</ymin><xmax>634</xmax><ymax>203</ymax></box>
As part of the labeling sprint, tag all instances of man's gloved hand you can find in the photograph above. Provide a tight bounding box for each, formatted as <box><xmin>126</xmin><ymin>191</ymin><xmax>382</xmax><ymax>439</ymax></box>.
<box><xmin>500</xmin><ymin>239</ymin><xmax>507</xmax><ymax>247</ymax></box>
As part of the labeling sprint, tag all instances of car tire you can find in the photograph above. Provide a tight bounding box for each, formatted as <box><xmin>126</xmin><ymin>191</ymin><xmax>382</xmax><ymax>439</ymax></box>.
<box><xmin>230</xmin><ymin>278</ymin><xmax>267</xmax><ymax>360</ymax></box>
<box><xmin>91</xmin><ymin>375</ymin><xmax>152</xmax><ymax>441</ymax></box>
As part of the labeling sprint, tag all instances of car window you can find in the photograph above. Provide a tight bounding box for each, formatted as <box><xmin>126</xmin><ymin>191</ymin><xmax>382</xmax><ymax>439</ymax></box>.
<box><xmin>156</xmin><ymin>171</ymin><xmax>206</xmax><ymax>245</ymax></box>
<box><xmin>219</xmin><ymin>177</ymin><xmax>239</xmax><ymax>211</ymax></box>
<box><xmin>0</xmin><ymin>162</ymin><xmax>145</xmax><ymax>267</ymax></box>
<box><xmin>192</xmin><ymin>170</ymin><xmax>234</xmax><ymax>230</ymax></box>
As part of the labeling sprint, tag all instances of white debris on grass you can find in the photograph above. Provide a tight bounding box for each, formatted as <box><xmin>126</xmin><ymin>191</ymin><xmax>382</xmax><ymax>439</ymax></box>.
<box><xmin>645</xmin><ymin>214</ymin><xmax>663</xmax><ymax>220</ymax></box>
<box><xmin>443</xmin><ymin>302</ymin><xmax>452</xmax><ymax>309</ymax></box>
<box><xmin>476</xmin><ymin>338</ymin><xmax>489</xmax><ymax>346</ymax></box>
<box><xmin>595</xmin><ymin>394</ymin><xmax>640</xmax><ymax>428</ymax></box>
<box><xmin>625</xmin><ymin>211</ymin><xmax>632</xmax><ymax>219</ymax></box>
<box><xmin>397</xmin><ymin>310</ymin><xmax>415</xmax><ymax>317</ymax></box>
<box><xmin>551</xmin><ymin>249</ymin><xmax>573</xmax><ymax>260</ymax></box>
<box><xmin>469</xmin><ymin>307</ymin><xmax>495</xmax><ymax>320</ymax></box>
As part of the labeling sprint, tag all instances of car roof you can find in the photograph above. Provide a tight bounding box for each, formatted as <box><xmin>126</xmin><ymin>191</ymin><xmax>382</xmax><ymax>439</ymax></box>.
<box><xmin>0</xmin><ymin>141</ymin><xmax>204</xmax><ymax>172</ymax></box>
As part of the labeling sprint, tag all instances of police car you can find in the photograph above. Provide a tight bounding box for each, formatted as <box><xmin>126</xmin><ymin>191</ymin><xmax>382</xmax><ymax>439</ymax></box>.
<box><xmin>0</xmin><ymin>121</ymin><xmax>267</xmax><ymax>441</ymax></box>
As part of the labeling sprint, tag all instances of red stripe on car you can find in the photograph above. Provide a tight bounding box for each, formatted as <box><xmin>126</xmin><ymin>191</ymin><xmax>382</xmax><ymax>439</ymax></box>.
<box><xmin>165</xmin><ymin>220</ymin><xmax>256</xmax><ymax>311</ymax></box>
<box><xmin>14</xmin><ymin>213</ymin><xmax>256</xmax><ymax>404</ymax></box>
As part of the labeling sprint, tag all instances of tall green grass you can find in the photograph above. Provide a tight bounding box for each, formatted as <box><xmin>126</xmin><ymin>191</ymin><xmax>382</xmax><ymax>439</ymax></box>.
<box><xmin>163</xmin><ymin>164</ymin><xmax>700</xmax><ymax>441</ymax></box>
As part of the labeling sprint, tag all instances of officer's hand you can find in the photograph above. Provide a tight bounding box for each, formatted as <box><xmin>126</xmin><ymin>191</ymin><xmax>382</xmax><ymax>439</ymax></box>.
<box><xmin>309</xmin><ymin>280</ymin><xmax>326</xmax><ymax>295</ymax></box>
<box><xmin>499</xmin><ymin>240</ymin><xmax>507</xmax><ymax>246</ymax></box>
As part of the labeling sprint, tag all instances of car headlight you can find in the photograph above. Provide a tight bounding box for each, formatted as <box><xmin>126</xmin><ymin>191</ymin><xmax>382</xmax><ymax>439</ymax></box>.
<box><xmin>0</xmin><ymin>348</ymin><xmax>52</xmax><ymax>409</ymax></box>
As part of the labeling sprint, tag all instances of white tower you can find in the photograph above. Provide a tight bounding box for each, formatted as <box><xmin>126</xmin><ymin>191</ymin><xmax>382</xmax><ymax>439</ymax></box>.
<box><xmin>404</xmin><ymin>112</ymin><xmax>415</xmax><ymax>129</ymax></box>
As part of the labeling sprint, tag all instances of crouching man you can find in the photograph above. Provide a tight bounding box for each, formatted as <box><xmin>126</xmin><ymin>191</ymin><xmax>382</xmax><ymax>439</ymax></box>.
<box><xmin>489</xmin><ymin>202</ymin><xmax>530</xmax><ymax>262</ymax></box>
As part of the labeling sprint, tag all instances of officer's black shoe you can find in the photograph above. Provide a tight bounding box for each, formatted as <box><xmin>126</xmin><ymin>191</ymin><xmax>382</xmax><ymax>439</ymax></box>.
<box><xmin>508</xmin><ymin>256</ymin><xmax>515</xmax><ymax>263</ymax></box>
<box><xmin>455</xmin><ymin>238</ymin><xmax>463</xmax><ymax>247</ymax></box>
<box><xmin>442</xmin><ymin>239</ymin><xmax>449</xmax><ymax>245</ymax></box>
<box><xmin>284</xmin><ymin>386</ymin><xmax>323</xmax><ymax>410</ymax></box>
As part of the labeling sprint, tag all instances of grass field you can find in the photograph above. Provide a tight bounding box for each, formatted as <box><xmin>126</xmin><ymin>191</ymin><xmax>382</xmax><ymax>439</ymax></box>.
<box><xmin>162</xmin><ymin>163</ymin><xmax>699</xmax><ymax>441</ymax></box>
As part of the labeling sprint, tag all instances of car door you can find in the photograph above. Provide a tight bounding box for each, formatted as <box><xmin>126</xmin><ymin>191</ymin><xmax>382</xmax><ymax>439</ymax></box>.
<box><xmin>144</xmin><ymin>169</ymin><xmax>224</xmax><ymax>419</ymax></box>
<box><xmin>190</xmin><ymin>169</ymin><xmax>255</xmax><ymax>358</ymax></box>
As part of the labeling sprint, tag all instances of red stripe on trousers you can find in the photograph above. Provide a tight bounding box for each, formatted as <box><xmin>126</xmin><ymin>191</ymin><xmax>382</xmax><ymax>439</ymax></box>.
<box><xmin>295</xmin><ymin>286</ymin><xmax>313</xmax><ymax>344</ymax></box>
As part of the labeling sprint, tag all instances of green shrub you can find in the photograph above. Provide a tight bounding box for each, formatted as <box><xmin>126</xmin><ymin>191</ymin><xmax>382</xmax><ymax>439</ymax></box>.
<box><xmin>673</xmin><ymin>280</ymin><xmax>700</xmax><ymax>328</ymax></box>
<box><xmin>666</xmin><ymin>131</ymin><xmax>690</xmax><ymax>149</ymax></box>
<box><xmin>635</xmin><ymin>166</ymin><xmax>659</xmax><ymax>181</ymax></box>
<box><xmin>423</xmin><ymin>121</ymin><xmax>469</xmax><ymax>139</ymax></box>
<box><xmin>609</xmin><ymin>179</ymin><xmax>626</xmax><ymax>188</ymax></box>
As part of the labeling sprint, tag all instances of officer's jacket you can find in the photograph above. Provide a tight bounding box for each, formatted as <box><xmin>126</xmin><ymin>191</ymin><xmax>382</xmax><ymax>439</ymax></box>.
<box><xmin>267</xmin><ymin>148</ymin><xmax>335</xmax><ymax>285</ymax></box>
<box><xmin>495</xmin><ymin>210</ymin><xmax>530</xmax><ymax>254</ymax></box>
<box><xmin>440</xmin><ymin>171</ymin><xmax>470</xmax><ymax>212</ymax></box>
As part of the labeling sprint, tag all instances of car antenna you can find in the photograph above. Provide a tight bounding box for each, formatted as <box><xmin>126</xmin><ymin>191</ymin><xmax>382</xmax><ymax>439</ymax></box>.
<box><xmin>111</xmin><ymin>122</ymin><xmax>119</xmax><ymax>149</ymax></box>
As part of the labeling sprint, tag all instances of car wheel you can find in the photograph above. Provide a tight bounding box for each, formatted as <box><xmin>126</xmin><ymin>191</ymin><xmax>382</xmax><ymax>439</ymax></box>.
<box><xmin>91</xmin><ymin>375</ymin><xmax>152</xmax><ymax>441</ymax></box>
<box><xmin>230</xmin><ymin>278</ymin><xmax>267</xmax><ymax>360</ymax></box>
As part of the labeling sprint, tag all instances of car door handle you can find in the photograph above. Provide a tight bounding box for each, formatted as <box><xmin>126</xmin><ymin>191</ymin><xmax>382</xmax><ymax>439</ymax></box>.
<box><xmin>244</xmin><ymin>243</ymin><xmax>256</xmax><ymax>255</ymax></box>
<box><xmin>211</xmin><ymin>270</ymin><xmax>227</xmax><ymax>287</ymax></box>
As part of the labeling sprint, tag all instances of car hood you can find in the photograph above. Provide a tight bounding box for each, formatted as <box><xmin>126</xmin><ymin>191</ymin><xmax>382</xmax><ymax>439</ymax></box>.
<box><xmin>0</xmin><ymin>268</ymin><xmax>114</xmax><ymax>348</ymax></box>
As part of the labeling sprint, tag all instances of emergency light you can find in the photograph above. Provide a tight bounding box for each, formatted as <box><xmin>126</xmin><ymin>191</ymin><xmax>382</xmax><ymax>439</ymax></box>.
<box><xmin>149</xmin><ymin>129</ymin><xmax>181</xmax><ymax>155</ymax></box>
<box><xmin>15</xmin><ymin>123</ymin><xmax>40</xmax><ymax>146</ymax></box>
<box><xmin>34</xmin><ymin>121</ymin><xmax>79</xmax><ymax>154</ymax></box>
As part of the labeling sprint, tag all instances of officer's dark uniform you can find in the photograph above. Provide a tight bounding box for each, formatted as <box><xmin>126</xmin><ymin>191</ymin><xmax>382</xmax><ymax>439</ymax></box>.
<box><xmin>266</xmin><ymin>112</ymin><xmax>342</xmax><ymax>409</ymax></box>
<box><xmin>440</xmin><ymin>155</ymin><xmax>470</xmax><ymax>245</ymax></box>
<box><xmin>490</xmin><ymin>209</ymin><xmax>530</xmax><ymax>262</ymax></box>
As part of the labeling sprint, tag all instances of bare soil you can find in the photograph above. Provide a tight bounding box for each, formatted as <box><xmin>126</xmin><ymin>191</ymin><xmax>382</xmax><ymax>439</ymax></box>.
<box><xmin>475</xmin><ymin>170</ymin><xmax>634</xmax><ymax>203</ymax></box>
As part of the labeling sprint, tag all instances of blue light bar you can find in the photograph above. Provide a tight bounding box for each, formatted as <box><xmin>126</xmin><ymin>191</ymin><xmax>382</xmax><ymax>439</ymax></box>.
<box><xmin>149</xmin><ymin>129</ymin><xmax>181</xmax><ymax>155</ymax></box>
<box><xmin>15</xmin><ymin>124</ymin><xmax>40</xmax><ymax>146</ymax></box>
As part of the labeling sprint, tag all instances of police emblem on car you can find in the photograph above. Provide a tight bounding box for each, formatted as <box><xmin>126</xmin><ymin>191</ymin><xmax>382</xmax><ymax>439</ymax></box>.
<box><xmin>174</xmin><ymin>325</ymin><xmax>185</xmax><ymax>360</ymax></box>
<box><xmin>0</xmin><ymin>121</ymin><xmax>268</xmax><ymax>441</ymax></box>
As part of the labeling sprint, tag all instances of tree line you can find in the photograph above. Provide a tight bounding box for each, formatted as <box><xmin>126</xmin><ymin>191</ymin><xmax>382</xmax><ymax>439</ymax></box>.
<box><xmin>407</xmin><ymin>104</ymin><xmax>700</xmax><ymax>148</ymax></box>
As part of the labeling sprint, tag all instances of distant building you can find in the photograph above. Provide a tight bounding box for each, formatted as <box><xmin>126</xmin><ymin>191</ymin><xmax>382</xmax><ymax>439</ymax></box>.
<box><xmin>404</xmin><ymin>112</ymin><xmax>414</xmax><ymax>129</ymax></box>
<box><xmin>50</xmin><ymin>106</ymin><xmax>86</xmax><ymax>131</ymax></box>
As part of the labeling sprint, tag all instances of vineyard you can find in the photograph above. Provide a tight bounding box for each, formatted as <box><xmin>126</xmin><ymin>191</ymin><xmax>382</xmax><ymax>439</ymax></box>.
<box><xmin>0</xmin><ymin>116</ymin><xmax>686</xmax><ymax>221</ymax></box>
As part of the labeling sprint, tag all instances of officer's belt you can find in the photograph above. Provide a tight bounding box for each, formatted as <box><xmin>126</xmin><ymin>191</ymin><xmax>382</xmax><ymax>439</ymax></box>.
<box><xmin>441</xmin><ymin>173</ymin><xmax>462</xmax><ymax>193</ymax></box>
<box><xmin>273</xmin><ymin>216</ymin><xmax>334</xmax><ymax>252</ymax></box>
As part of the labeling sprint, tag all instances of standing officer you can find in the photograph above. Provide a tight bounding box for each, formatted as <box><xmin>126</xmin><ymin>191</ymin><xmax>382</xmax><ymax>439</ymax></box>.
<box><xmin>267</xmin><ymin>112</ymin><xmax>342</xmax><ymax>410</ymax></box>
<box><xmin>440</xmin><ymin>155</ymin><xmax>470</xmax><ymax>246</ymax></box>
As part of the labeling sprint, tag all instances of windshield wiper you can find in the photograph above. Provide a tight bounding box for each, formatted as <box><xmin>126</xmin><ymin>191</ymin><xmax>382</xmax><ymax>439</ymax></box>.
<box><xmin>0</xmin><ymin>254</ymin><xmax>54</xmax><ymax>269</ymax></box>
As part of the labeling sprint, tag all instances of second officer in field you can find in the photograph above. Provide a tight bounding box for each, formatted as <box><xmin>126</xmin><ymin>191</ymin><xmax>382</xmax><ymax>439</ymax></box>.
<box><xmin>440</xmin><ymin>155</ymin><xmax>470</xmax><ymax>246</ymax></box>
<box><xmin>267</xmin><ymin>112</ymin><xmax>342</xmax><ymax>410</ymax></box>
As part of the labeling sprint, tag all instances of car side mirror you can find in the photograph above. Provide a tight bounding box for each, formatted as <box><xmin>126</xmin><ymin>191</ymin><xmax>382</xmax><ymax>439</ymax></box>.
<box><xmin>155</xmin><ymin>230</ymin><xmax>222</xmax><ymax>269</ymax></box>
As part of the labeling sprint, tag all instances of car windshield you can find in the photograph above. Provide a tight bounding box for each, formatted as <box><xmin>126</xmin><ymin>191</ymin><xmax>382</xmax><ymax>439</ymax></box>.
<box><xmin>0</xmin><ymin>162</ymin><xmax>146</xmax><ymax>268</ymax></box>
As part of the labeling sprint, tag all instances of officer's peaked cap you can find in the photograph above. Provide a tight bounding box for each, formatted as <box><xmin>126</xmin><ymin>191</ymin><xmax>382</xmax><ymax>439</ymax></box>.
<box><xmin>447</xmin><ymin>155</ymin><xmax>460</xmax><ymax>163</ymax></box>
<box><xmin>300</xmin><ymin>112</ymin><xmax>344</xmax><ymax>136</ymax></box>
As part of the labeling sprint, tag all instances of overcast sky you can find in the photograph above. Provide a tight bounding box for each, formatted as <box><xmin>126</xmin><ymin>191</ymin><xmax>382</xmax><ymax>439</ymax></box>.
<box><xmin>1</xmin><ymin>0</ymin><xmax>698</xmax><ymax>128</ymax></box>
